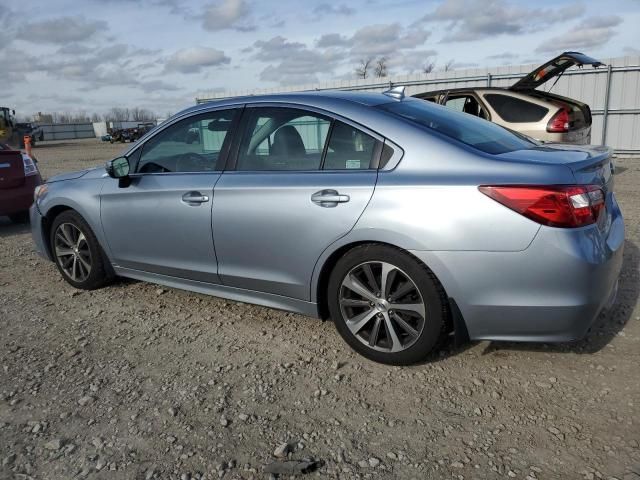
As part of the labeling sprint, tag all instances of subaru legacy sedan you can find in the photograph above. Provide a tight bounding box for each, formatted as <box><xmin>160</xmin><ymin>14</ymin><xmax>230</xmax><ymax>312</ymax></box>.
<box><xmin>30</xmin><ymin>89</ymin><xmax>623</xmax><ymax>365</ymax></box>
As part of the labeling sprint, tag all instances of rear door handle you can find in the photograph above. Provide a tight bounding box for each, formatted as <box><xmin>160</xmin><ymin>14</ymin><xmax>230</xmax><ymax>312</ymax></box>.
<box><xmin>182</xmin><ymin>191</ymin><xmax>209</xmax><ymax>205</ymax></box>
<box><xmin>311</xmin><ymin>189</ymin><xmax>350</xmax><ymax>207</ymax></box>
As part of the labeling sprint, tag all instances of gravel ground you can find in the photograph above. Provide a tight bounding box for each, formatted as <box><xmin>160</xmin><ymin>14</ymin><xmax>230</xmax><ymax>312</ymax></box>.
<box><xmin>1</xmin><ymin>139</ymin><xmax>639</xmax><ymax>480</ymax></box>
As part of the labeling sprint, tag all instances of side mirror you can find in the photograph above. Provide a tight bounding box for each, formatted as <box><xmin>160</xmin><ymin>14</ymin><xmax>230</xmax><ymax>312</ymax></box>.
<box><xmin>105</xmin><ymin>156</ymin><xmax>130</xmax><ymax>178</ymax></box>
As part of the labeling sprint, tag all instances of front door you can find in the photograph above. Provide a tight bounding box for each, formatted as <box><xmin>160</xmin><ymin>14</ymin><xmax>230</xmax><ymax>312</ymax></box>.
<box><xmin>100</xmin><ymin>108</ymin><xmax>240</xmax><ymax>283</ymax></box>
<box><xmin>212</xmin><ymin>106</ymin><xmax>381</xmax><ymax>300</ymax></box>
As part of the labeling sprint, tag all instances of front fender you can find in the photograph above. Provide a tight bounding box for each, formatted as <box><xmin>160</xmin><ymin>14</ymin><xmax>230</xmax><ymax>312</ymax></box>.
<box><xmin>36</xmin><ymin>177</ymin><xmax>109</xmax><ymax>260</ymax></box>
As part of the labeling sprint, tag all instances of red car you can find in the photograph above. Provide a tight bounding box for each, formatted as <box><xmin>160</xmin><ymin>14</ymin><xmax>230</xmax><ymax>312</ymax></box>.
<box><xmin>0</xmin><ymin>145</ymin><xmax>42</xmax><ymax>223</ymax></box>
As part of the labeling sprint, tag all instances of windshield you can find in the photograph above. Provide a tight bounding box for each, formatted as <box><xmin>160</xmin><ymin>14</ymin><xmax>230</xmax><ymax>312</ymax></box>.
<box><xmin>378</xmin><ymin>99</ymin><xmax>535</xmax><ymax>155</ymax></box>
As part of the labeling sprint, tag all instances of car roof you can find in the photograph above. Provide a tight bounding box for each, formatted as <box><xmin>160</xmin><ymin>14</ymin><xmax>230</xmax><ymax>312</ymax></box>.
<box><xmin>177</xmin><ymin>90</ymin><xmax>396</xmax><ymax>117</ymax></box>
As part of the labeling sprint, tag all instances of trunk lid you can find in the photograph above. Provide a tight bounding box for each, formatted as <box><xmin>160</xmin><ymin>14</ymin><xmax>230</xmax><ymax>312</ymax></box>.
<box><xmin>510</xmin><ymin>52</ymin><xmax>603</xmax><ymax>92</ymax></box>
<box><xmin>495</xmin><ymin>144</ymin><xmax>613</xmax><ymax>186</ymax></box>
<box><xmin>0</xmin><ymin>150</ymin><xmax>25</xmax><ymax>189</ymax></box>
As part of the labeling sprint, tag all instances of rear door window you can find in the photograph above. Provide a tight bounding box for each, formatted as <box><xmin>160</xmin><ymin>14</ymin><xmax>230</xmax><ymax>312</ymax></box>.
<box><xmin>236</xmin><ymin>109</ymin><xmax>382</xmax><ymax>171</ymax></box>
<box><xmin>484</xmin><ymin>94</ymin><xmax>549</xmax><ymax>123</ymax></box>
<box><xmin>237</xmin><ymin>108</ymin><xmax>330</xmax><ymax>171</ymax></box>
<box><xmin>445</xmin><ymin>94</ymin><xmax>490</xmax><ymax>120</ymax></box>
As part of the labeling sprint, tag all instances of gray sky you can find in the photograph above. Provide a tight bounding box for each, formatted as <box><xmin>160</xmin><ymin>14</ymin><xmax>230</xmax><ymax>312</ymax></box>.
<box><xmin>1</xmin><ymin>0</ymin><xmax>638</xmax><ymax>117</ymax></box>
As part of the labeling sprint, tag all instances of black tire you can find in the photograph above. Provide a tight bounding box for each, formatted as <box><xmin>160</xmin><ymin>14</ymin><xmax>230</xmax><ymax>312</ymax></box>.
<box><xmin>50</xmin><ymin>210</ymin><xmax>113</xmax><ymax>290</ymax></box>
<box><xmin>328</xmin><ymin>244</ymin><xmax>448</xmax><ymax>365</ymax></box>
<box><xmin>8</xmin><ymin>211</ymin><xmax>29</xmax><ymax>224</ymax></box>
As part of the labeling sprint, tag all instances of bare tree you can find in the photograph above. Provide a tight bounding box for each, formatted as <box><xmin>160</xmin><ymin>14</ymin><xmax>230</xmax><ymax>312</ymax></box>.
<box><xmin>90</xmin><ymin>112</ymin><xmax>102</xmax><ymax>122</ymax></box>
<box><xmin>443</xmin><ymin>59</ymin><xmax>455</xmax><ymax>72</ymax></box>
<box><xmin>374</xmin><ymin>57</ymin><xmax>388</xmax><ymax>78</ymax></box>
<box><xmin>355</xmin><ymin>58</ymin><xmax>373</xmax><ymax>79</ymax></box>
<box><xmin>51</xmin><ymin>111</ymin><xmax>88</xmax><ymax>124</ymax></box>
<box><xmin>423</xmin><ymin>57</ymin><xmax>436</xmax><ymax>74</ymax></box>
<box><xmin>130</xmin><ymin>107</ymin><xmax>156</xmax><ymax>122</ymax></box>
<box><xmin>104</xmin><ymin>107</ymin><xmax>131</xmax><ymax>122</ymax></box>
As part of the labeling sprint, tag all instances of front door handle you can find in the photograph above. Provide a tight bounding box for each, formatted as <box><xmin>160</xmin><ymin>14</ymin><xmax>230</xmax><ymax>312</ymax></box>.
<box><xmin>311</xmin><ymin>189</ymin><xmax>350</xmax><ymax>207</ymax></box>
<box><xmin>182</xmin><ymin>191</ymin><xmax>209</xmax><ymax>205</ymax></box>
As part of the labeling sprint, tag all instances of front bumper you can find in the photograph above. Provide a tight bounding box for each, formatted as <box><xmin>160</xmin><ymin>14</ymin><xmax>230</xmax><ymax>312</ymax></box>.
<box><xmin>411</xmin><ymin>196</ymin><xmax>625</xmax><ymax>342</ymax></box>
<box><xmin>30</xmin><ymin>203</ymin><xmax>51</xmax><ymax>261</ymax></box>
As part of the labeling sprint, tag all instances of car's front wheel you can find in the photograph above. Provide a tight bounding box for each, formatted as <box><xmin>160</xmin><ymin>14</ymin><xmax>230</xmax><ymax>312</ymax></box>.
<box><xmin>50</xmin><ymin>211</ymin><xmax>112</xmax><ymax>290</ymax></box>
<box><xmin>328</xmin><ymin>245</ymin><xmax>448</xmax><ymax>365</ymax></box>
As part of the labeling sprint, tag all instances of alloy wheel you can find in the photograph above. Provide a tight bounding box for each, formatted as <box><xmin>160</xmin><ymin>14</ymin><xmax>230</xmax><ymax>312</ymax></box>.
<box><xmin>54</xmin><ymin>223</ymin><xmax>92</xmax><ymax>283</ymax></box>
<box><xmin>339</xmin><ymin>261</ymin><xmax>426</xmax><ymax>353</ymax></box>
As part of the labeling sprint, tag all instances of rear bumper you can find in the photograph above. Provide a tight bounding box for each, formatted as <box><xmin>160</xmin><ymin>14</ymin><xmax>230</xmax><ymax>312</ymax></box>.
<box><xmin>411</xmin><ymin>196</ymin><xmax>625</xmax><ymax>342</ymax></box>
<box><xmin>0</xmin><ymin>174</ymin><xmax>41</xmax><ymax>216</ymax></box>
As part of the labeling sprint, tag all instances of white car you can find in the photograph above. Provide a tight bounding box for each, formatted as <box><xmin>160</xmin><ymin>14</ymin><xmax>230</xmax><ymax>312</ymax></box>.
<box><xmin>414</xmin><ymin>52</ymin><xmax>603</xmax><ymax>145</ymax></box>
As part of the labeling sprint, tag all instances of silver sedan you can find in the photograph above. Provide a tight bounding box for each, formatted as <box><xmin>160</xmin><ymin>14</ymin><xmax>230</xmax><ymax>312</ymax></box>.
<box><xmin>30</xmin><ymin>89</ymin><xmax>624</xmax><ymax>365</ymax></box>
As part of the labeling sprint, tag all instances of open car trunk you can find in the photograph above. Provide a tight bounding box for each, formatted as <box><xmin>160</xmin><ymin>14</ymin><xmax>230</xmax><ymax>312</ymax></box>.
<box><xmin>0</xmin><ymin>150</ymin><xmax>25</xmax><ymax>189</ymax></box>
<box><xmin>510</xmin><ymin>52</ymin><xmax>602</xmax><ymax>137</ymax></box>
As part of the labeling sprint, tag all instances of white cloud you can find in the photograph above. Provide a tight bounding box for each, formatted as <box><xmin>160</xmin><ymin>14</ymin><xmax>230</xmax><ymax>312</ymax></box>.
<box><xmin>201</xmin><ymin>0</ymin><xmax>254</xmax><ymax>32</ymax></box>
<box><xmin>251</xmin><ymin>36</ymin><xmax>342</xmax><ymax>85</ymax></box>
<box><xmin>421</xmin><ymin>0</ymin><xmax>586</xmax><ymax>42</ymax></box>
<box><xmin>17</xmin><ymin>16</ymin><xmax>107</xmax><ymax>44</ymax></box>
<box><xmin>536</xmin><ymin>15</ymin><xmax>622</xmax><ymax>53</ymax></box>
<box><xmin>313</xmin><ymin>4</ymin><xmax>355</xmax><ymax>17</ymax></box>
<box><xmin>317</xmin><ymin>24</ymin><xmax>431</xmax><ymax>58</ymax></box>
<box><xmin>165</xmin><ymin>47</ymin><xmax>231</xmax><ymax>73</ymax></box>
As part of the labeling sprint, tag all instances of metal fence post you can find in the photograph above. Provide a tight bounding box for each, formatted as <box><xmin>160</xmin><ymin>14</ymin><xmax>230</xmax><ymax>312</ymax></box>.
<box><xmin>602</xmin><ymin>64</ymin><xmax>612</xmax><ymax>146</ymax></box>
<box><xmin>487</xmin><ymin>73</ymin><xmax>492</xmax><ymax>87</ymax></box>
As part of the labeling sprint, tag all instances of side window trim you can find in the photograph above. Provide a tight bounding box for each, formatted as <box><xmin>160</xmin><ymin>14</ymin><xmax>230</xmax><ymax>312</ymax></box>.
<box><xmin>129</xmin><ymin>106</ymin><xmax>243</xmax><ymax>176</ymax></box>
<box><xmin>318</xmin><ymin>120</ymin><xmax>336</xmax><ymax>170</ymax></box>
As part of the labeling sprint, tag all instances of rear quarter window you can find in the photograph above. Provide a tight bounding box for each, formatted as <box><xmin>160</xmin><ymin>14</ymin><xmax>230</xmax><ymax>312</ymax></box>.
<box><xmin>484</xmin><ymin>93</ymin><xmax>549</xmax><ymax>123</ymax></box>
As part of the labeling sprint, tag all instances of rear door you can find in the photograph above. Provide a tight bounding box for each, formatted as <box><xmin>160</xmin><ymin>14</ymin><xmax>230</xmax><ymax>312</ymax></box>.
<box><xmin>212</xmin><ymin>105</ymin><xmax>381</xmax><ymax>300</ymax></box>
<box><xmin>100</xmin><ymin>107</ymin><xmax>240</xmax><ymax>283</ymax></box>
<box><xmin>442</xmin><ymin>91</ymin><xmax>490</xmax><ymax>120</ymax></box>
<box><xmin>0</xmin><ymin>150</ymin><xmax>24</xmax><ymax>190</ymax></box>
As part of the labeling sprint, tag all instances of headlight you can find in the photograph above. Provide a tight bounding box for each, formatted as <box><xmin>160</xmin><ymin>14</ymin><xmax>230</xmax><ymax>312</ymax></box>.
<box><xmin>34</xmin><ymin>184</ymin><xmax>48</xmax><ymax>202</ymax></box>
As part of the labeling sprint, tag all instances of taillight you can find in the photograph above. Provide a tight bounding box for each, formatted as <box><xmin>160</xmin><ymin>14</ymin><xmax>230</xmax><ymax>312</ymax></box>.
<box><xmin>547</xmin><ymin>108</ymin><xmax>570</xmax><ymax>133</ymax></box>
<box><xmin>22</xmin><ymin>154</ymin><xmax>38</xmax><ymax>176</ymax></box>
<box><xmin>479</xmin><ymin>185</ymin><xmax>605</xmax><ymax>228</ymax></box>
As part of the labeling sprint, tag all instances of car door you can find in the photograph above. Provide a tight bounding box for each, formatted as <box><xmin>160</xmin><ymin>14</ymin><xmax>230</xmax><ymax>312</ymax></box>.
<box><xmin>100</xmin><ymin>107</ymin><xmax>240</xmax><ymax>283</ymax></box>
<box><xmin>212</xmin><ymin>105</ymin><xmax>381</xmax><ymax>300</ymax></box>
<box><xmin>443</xmin><ymin>92</ymin><xmax>490</xmax><ymax>120</ymax></box>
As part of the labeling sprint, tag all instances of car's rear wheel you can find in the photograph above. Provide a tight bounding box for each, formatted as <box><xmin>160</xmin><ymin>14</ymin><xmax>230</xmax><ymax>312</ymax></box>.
<box><xmin>328</xmin><ymin>245</ymin><xmax>448</xmax><ymax>365</ymax></box>
<box><xmin>50</xmin><ymin>211</ymin><xmax>112</xmax><ymax>290</ymax></box>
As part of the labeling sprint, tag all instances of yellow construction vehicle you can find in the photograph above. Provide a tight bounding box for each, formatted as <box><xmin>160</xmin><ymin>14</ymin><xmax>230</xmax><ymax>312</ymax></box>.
<box><xmin>0</xmin><ymin>107</ymin><xmax>16</xmax><ymax>146</ymax></box>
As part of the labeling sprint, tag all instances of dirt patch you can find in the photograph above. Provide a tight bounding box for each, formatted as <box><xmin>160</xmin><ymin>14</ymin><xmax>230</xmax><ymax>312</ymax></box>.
<box><xmin>1</xmin><ymin>139</ymin><xmax>639</xmax><ymax>479</ymax></box>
